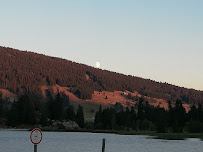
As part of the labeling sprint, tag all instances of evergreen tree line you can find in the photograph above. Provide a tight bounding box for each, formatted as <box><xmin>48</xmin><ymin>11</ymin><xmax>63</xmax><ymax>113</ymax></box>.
<box><xmin>1</xmin><ymin>90</ymin><xmax>203</xmax><ymax>133</ymax></box>
<box><xmin>94</xmin><ymin>98</ymin><xmax>203</xmax><ymax>133</ymax></box>
<box><xmin>0</xmin><ymin>92</ymin><xmax>84</xmax><ymax>128</ymax></box>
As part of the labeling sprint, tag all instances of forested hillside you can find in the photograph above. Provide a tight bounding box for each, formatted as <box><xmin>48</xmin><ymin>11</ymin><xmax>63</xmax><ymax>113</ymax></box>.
<box><xmin>0</xmin><ymin>46</ymin><xmax>203</xmax><ymax>105</ymax></box>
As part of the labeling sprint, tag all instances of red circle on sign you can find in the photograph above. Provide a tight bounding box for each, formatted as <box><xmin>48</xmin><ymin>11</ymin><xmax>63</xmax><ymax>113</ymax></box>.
<box><xmin>30</xmin><ymin>128</ymin><xmax>42</xmax><ymax>145</ymax></box>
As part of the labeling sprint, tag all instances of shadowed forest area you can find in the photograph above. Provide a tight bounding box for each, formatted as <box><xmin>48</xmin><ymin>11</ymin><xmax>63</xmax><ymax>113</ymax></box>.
<box><xmin>94</xmin><ymin>98</ymin><xmax>203</xmax><ymax>133</ymax></box>
<box><xmin>0</xmin><ymin>46</ymin><xmax>203</xmax><ymax>105</ymax></box>
<box><xmin>0</xmin><ymin>92</ymin><xmax>85</xmax><ymax>129</ymax></box>
<box><xmin>0</xmin><ymin>92</ymin><xmax>203</xmax><ymax>133</ymax></box>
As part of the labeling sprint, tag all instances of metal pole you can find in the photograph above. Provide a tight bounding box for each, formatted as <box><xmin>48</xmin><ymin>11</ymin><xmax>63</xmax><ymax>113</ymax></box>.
<box><xmin>102</xmin><ymin>138</ymin><xmax>105</xmax><ymax>152</ymax></box>
<box><xmin>34</xmin><ymin>145</ymin><xmax>37</xmax><ymax>152</ymax></box>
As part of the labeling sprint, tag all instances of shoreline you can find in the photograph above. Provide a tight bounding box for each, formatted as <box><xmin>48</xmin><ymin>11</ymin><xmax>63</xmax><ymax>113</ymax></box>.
<box><xmin>40</xmin><ymin>128</ymin><xmax>203</xmax><ymax>140</ymax></box>
<box><xmin>1</xmin><ymin>127</ymin><xmax>202</xmax><ymax>141</ymax></box>
<box><xmin>0</xmin><ymin>128</ymin><xmax>29</xmax><ymax>131</ymax></box>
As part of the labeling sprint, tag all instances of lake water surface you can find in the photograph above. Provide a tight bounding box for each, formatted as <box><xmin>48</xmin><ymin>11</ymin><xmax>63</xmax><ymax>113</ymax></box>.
<box><xmin>0</xmin><ymin>130</ymin><xmax>202</xmax><ymax>152</ymax></box>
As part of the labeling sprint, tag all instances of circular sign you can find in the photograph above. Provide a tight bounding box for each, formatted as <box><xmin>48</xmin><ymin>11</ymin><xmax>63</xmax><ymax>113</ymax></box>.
<box><xmin>30</xmin><ymin>128</ymin><xmax>42</xmax><ymax>145</ymax></box>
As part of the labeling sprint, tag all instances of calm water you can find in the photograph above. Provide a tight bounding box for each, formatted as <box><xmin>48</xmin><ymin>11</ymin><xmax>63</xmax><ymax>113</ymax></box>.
<box><xmin>0</xmin><ymin>130</ymin><xmax>202</xmax><ymax>152</ymax></box>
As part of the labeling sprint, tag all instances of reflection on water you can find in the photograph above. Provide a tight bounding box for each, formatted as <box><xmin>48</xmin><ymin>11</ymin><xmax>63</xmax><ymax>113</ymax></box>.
<box><xmin>0</xmin><ymin>130</ymin><xmax>202</xmax><ymax>152</ymax></box>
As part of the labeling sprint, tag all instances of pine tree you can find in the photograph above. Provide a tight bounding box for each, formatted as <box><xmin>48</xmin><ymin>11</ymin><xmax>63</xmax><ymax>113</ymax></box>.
<box><xmin>0</xmin><ymin>92</ymin><xmax>3</xmax><ymax>118</ymax></box>
<box><xmin>54</xmin><ymin>93</ymin><xmax>63</xmax><ymax>120</ymax></box>
<box><xmin>49</xmin><ymin>93</ymin><xmax>64</xmax><ymax>120</ymax></box>
<box><xmin>40</xmin><ymin>103</ymin><xmax>49</xmax><ymax>126</ymax></box>
<box><xmin>111</xmin><ymin>113</ymin><xmax>117</xmax><ymax>130</ymax></box>
<box><xmin>197</xmin><ymin>104</ymin><xmax>203</xmax><ymax>122</ymax></box>
<box><xmin>130</xmin><ymin>106</ymin><xmax>137</xmax><ymax>129</ymax></box>
<box><xmin>7</xmin><ymin>95</ymin><xmax>35</xmax><ymax>126</ymax></box>
<box><xmin>66</xmin><ymin>105</ymin><xmax>75</xmax><ymax>121</ymax></box>
<box><xmin>137</xmin><ymin>97</ymin><xmax>145</xmax><ymax>130</ymax></box>
<box><xmin>17</xmin><ymin>95</ymin><xmax>35</xmax><ymax>124</ymax></box>
<box><xmin>76</xmin><ymin>105</ymin><xmax>84</xmax><ymax>128</ymax></box>
<box><xmin>7</xmin><ymin>100</ymin><xmax>18</xmax><ymax>126</ymax></box>
<box><xmin>173</xmin><ymin>99</ymin><xmax>186</xmax><ymax>133</ymax></box>
<box><xmin>94</xmin><ymin>105</ymin><xmax>103</xmax><ymax>129</ymax></box>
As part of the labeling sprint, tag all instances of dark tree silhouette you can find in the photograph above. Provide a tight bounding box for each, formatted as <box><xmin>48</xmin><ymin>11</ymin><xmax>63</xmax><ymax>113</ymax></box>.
<box><xmin>65</xmin><ymin>105</ymin><xmax>75</xmax><ymax>121</ymax></box>
<box><xmin>7</xmin><ymin>95</ymin><xmax>35</xmax><ymax>126</ymax></box>
<box><xmin>76</xmin><ymin>105</ymin><xmax>84</xmax><ymax>128</ymax></box>
<box><xmin>0</xmin><ymin>92</ymin><xmax>3</xmax><ymax>118</ymax></box>
<box><xmin>49</xmin><ymin>93</ymin><xmax>64</xmax><ymax>120</ymax></box>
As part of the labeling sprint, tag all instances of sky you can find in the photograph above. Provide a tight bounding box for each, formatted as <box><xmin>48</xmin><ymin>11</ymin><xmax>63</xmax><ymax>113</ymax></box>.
<box><xmin>0</xmin><ymin>0</ymin><xmax>203</xmax><ymax>91</ymax></box>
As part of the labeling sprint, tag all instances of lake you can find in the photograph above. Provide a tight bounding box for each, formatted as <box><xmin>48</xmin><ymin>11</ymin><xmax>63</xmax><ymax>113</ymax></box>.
<box><xmin>0</xmin><ymin>130</ymin><xmax>202</xmax><ymax>152</ymax></box>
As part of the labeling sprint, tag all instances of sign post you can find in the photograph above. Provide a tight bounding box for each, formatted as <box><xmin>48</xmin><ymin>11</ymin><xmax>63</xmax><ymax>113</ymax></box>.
<box><xmin>34</xmin><ymin>145</ymin><xmax>37</xmax><ymax>152</ymax></box>
<box><xmin>30</xmin><ymin>128</ymin><xmax>43</xmax><ymax>152</ymax></box>
<box><xmin>102</xmin><ymin>138</ymin><xmax>105</xmax><ymax>152</ymax></box>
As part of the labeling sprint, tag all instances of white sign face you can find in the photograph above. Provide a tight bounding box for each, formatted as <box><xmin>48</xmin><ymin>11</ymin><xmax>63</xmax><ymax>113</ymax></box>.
<box><xmin>30</xmin><ymin>128</ymin><xmax>42</xmax><ymax>145</ymax></box>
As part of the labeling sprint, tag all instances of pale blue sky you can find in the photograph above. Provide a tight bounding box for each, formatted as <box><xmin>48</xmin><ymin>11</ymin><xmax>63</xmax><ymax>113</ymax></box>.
<box><xmin>0</xmin><ymin>0</ymin><xmax>202</xmax><ymax>90</ymax></box>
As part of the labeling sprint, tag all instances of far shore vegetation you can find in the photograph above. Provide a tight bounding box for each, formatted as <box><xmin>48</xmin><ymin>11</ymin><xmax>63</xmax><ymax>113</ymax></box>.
<box><xmin>1</xmin><ymin>92</ymin><xmax>203</xmax><ymax>140</ymax></box>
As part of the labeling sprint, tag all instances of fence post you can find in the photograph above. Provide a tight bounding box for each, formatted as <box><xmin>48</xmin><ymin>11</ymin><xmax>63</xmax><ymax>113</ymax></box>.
<box><xmin>102</xmin><ymin>138</ymin><xmax>105</xmax><ymax>152</ymax></box>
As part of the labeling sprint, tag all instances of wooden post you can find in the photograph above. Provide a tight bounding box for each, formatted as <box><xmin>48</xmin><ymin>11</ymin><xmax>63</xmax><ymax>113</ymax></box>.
<box><xmin>34</xmin><ymin>145</ymin><xmax>37</xmax><ymax>152</ymax></box>
<box><xmin>102</xmin><ymin>138</ymin><xmax>105</xmax><ymax>152</ymax></box>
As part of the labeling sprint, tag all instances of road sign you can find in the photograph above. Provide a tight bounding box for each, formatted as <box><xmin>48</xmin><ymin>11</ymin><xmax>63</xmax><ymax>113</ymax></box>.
<box><xmin>30</xmin><ymin>128</ymin><xmax>42</xmax><ymax>145</ymax></box>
